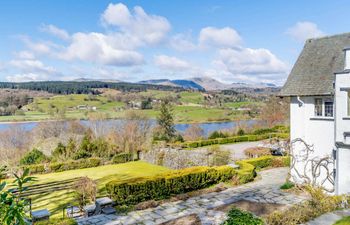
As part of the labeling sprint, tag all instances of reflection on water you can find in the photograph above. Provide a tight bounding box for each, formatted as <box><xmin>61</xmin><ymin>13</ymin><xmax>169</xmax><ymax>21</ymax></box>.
<box><xmin>0</xmin><ymin>119</ymin><xmax>259</xmax><ymax>136</ymax></box>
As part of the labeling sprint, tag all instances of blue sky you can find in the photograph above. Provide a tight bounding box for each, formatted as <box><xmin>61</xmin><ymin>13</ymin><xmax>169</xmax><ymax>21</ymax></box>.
<box><xmin>0</xmin><ymin>0</ymin><xmax>349</xmax><ymax>85</ymax></box>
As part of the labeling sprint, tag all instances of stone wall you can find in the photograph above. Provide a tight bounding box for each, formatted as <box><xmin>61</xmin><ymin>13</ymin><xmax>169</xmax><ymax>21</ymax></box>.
<box><xmin>140</xmin><ymin>147</ymin><xmax>224</xmax><ymax>169</ymax></box>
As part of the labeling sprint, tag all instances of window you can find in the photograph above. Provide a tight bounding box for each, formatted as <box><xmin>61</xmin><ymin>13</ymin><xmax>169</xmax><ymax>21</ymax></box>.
<box><xmin>324</xmin><ymin>100</ymin><xmax>334</xmax><ymax>117</ymax></box>
<box><xmin>348</xmin><ymin>92</ymin><xmax>350</xmax><ymax>116</ymax></box>
<box><xmin>315</xmin><ymin>98</ymin><xmax>323</xmax><ymax>116</ymax></box>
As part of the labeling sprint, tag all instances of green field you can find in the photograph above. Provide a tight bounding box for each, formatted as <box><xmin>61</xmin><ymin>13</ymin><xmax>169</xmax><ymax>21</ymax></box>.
<box><xmin>16</xmin><ymin>161</ymin><xmax>171</xmax><ymax>217</ymax></box>
<box><xmin>0</xmin><ymin>92</ymin><xmax>259</xmax><ymax>123</ymax></box>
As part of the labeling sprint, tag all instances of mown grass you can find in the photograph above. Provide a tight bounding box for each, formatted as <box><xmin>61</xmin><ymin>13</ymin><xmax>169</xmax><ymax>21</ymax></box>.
<box><xmin>17</xmin><ymin>161</ymin><xmax>171</xmax><ymax>217</ymax></box>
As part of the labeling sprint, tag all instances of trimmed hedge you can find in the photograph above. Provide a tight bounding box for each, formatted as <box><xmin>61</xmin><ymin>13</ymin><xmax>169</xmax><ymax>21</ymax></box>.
<box><xmin>112</xmin><ymin>153</ymin><xmax>133</xmax><ymax>164</ymax></box>
<box><xmin>35</xmin><ymin>218</ymin><xmax>77</xmax><ymax>225</ymax></box>
<box><xmin>106</xmin><ymin>165</ymin><xmax>237</xmax><ymax>205</ymax></box>
<box><xmin>106</xmin><ymin>156</ymin><xmax>290</xmax><ymax>205</ymax></box>
<box><xmin>182</xmin><ymin>133</ymin><xmax>289</xmax><ymax>149</ymax></box>
<box><xmin>22</xmin><ymin>157</ymin><xmax>103</xmax><ymax>174</ymax></box>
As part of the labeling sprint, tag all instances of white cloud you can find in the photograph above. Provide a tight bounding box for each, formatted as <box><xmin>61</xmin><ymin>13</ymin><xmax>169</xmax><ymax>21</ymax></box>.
<box><xmin>101</xmin><ymin>3</ymin><xmax>171</xmax><ymax>45</ymax></box>
<box><xmin>199</xmin><ymin>27</ymin><xmax>242</xmax><ymax>48</ymax></box>
<box><xmin>6</xmin><ymin>73</ymin><xmax>49</xmax><ymax>82</ymax></box>
<box><xmin>40</xmin><ymin>24</ymin><xmax>70</xmax><ymax>40</ymax></box>
<box><xmin>170</xmin><ymin>33</ymin><xmax>197</xmax><ymax>51</ymax></box>
<box><xmin>212</xmin><ymin>47</ymin><xmax>288</xmax><ymax>84</ymax></box>
<box><xmin>19</xmin><ymin>36</ymin><xmax>58</xmax><ymax>55</ymax></box>
<box><xmin>10</xmin><ymin>59</ymin><xmax>57</xmax><ymax>75</ymax></box>
<box><xmin>286</xmin><ymin>21</ymin><xmax>325</xmax><ymax>42</ymax></box>
<box><xmin>58</xmin><ymin>32</ymin><xmax>144</xmax><ymax>66</ymax></box>
<box><xmin>154</xmin><ymin>55</ymin><xmax>191</xmax><ymax>71</ymax></box>
<box><xmin>14</xmin><ymin>51</ymin><xmax>35</xmax><ymax>60</ymax></box>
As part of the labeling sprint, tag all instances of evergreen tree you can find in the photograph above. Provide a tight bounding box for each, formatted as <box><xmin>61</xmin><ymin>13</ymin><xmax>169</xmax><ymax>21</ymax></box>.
<box><xmin>156</xmin><ymin>100</ymin><xmax>176</xmax><ymax>142</ymax></box>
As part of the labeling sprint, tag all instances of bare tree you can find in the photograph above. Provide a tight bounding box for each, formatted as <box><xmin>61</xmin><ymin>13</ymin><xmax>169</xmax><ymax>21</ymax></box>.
<box><xmin>87</xmin><ymin>112</ymin><xmax>109</xmax><ymax>138</ymax></box>
<box><xmin>260</xmin><ymin>96</ymin><xmax>289</xmax><ymax>127</ymax></box>
<box><xmin>183</xmin><ymin>124</ymin><xmax>204</xmax><ymax>141</ymax></box>
<box><xmin>0</xmin><ymin>125</ymin><xmax>31</xmax><ymax>166</ymax></box>
<box><xmin>111</xmin><ymin>111</ymin><xmax>152</xmax><ymax>159</ymax></box>
<box><xmin>289</xmin><ymin>138</ymin><xmax>335</xmax><ymax>193</ymax></box>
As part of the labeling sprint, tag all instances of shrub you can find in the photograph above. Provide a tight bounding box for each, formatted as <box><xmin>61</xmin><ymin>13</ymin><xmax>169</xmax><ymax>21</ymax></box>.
<box><xmin>244</xmin><ymin>147</ymin><xmax>271</xmax><ymax>158</ymax></box>
<box><xmin>20</xmin><ymin>148</ymin><xmax>47</xmax><ymax>165</ymax></box>
<box><xmin>26</xmin><ymin>158</ymin><xmax>102</xmax><ymax>174</ymax></box>
<box><xmin>208</xmin><ymin>131</ymin><xmax>228</xmax><ymax>139</ymax></box>
<box><xmin>112</xmin><ymin>153</ymin><xmax>133</xmax><ymax>164</ymax></box>
<box><xmin>74</xmin><ymin>177</ymin><xmax>97</xmax><ymax>211</ymax></box>
<box><xmin>106</xmin><ymin>166</ymin><xmax>237</xmax><ymax>205</ymax></box>
<box><xmin>106</xmin><ymin>155</ymin><xmax>289</xmax><ymax>206</ymax></box>
<box><xmin>23</xmin><ymin>164</ymin><xmax>46</xmax><ymax>174</ymax></box>
<box><xmin>266</xmin><ymin>187</ymin><xmax>347</xmax><ymax>225</ymax></box>
<box><xmin>237</xmin><ymin>128</ymin><xmax>245</xmax><ymax>136</ymax></box>
<box><xmin>222</xmin><ymin>208</ymin><xmax>264</xmax><ymax>225</ymax></box>
<box><xmin>280</xmin><ymin>181</ymin><xmax>295</xmax><ymax>190</ymax></box>
<box><xmin>35</xmin><ymin>218</ymin><xmax>77</xmax><ymax>225</ymax></box>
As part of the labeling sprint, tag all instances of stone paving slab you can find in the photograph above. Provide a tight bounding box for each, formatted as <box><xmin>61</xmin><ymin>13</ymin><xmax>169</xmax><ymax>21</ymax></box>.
<box><xmin>305</xmin><ymin>209</ymin><xmax>350</xmax><ymax>225</ymax></box>
<box><xmin>77</xmin><ymin>168</ymin><xmax>306</xmax><ymax>225</ymax></box>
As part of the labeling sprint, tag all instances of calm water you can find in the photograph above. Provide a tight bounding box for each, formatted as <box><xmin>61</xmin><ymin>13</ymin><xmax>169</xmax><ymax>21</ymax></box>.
<box><xmin>0</xmin><ymin>119</ymin><xmax>259</xmax><ymax>136</ymax></box>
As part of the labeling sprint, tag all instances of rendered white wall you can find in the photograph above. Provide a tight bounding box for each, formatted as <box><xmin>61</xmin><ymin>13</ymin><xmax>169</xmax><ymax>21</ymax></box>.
<box><xmin>290</xmin><ymin>96</ymin><xmax>334</xmax><ymax>191</ymax></box>
<box><xmin>335</xmin><ymin>71</ymin><xmax>350</xmax><ymax>194</ymax></box>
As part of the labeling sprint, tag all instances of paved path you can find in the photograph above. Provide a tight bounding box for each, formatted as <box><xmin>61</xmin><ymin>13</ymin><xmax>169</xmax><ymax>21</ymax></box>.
<box><xmin>199</xmin><ymin>141</ymin><xmax>264</xmax><ymax>160</ymax></box>
<box><xmin>77</xmin><ymin>168</ymin><xmax>307</xmax><ymax>225</ymax></box>
<box><xmin>305</xmin><ymin>209</ymin><xmax>350</xmax><ymax>225</ymax></box>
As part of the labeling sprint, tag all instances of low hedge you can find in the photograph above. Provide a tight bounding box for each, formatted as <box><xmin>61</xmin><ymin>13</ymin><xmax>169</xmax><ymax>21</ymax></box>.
<box><xmin>35</xmin><ymin>218</ymin><xmax>77</xmax><ymax>225</ymax></box>
<box><xmin>106</xmin><ymin>156</ymin><xmax>290</xmax><ymax>205</ymax></box>
<box><xmin>112</xmin><ymin>153</ymin><xmax>133</xmax><ymax>164</ymax></box>
<box><xmin>182</xmin><ymin>133</ymin><xmax>289</xmax><ymax>149</ymax></box>
<box><xmin>22</xmin><ymin>157</ymin><xmax>103</xmax><ymax>175</ymax></box>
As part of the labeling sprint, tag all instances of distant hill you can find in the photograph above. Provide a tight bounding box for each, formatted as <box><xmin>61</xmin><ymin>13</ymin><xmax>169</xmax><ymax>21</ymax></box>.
<box><xmin>138</xmin><ymin>79</ymin><xmax>204</xmax><ymax>90</ymax></box>
<box><xmin>190</xmin><ymin>77</ymin><xmax>230</xmax><ymax>91</ymax></box>
<box><xmin>74</xmin><ymin>78</ymin><xmax>121</xmax><ymax>83</ymax></box>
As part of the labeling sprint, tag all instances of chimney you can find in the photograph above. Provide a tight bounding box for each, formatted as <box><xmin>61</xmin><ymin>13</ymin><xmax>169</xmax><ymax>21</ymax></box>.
<box><xmin>344</xmin><ymin>47</ymin><xmax>350</xmax><ymax>70</ymax></box>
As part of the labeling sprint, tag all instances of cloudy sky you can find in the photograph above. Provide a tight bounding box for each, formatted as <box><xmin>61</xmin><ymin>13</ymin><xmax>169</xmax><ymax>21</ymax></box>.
<box><xmin>0</xmin><ymin>0</ymin><xmax>349</xmax><ymax>85</ymax></box>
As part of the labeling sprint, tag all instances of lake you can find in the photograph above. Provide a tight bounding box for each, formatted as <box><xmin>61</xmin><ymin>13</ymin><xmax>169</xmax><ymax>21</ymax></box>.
<box><xmin>0</xmin><ymin>119</ymin><xmax>259</xmax><ymax>136</ymax></box>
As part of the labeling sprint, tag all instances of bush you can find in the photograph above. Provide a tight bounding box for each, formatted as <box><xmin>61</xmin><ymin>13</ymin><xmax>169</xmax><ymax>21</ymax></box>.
<box><xmin>237</xmin><ymin>128</ymin><xmax>245</xmax><ymax>136</ymax></box>
<box><xmin>242</xmin><ymin>156</ymin><xmax>290</xmax><ymax>170</ymax></box>
<box><xmin>244</xmin><ymin>147</ymin><xmax>271</xmax><ymax>158</ymax></box>
<box><xmin>35</xmin><ymin>218</ymin><xmax>77</xmax><ymax>225</ymax></box>
<box><xmin>280</xmin><ymin>181</ymin><xmax>295</xmax><ymax>190</ymax></box>
<box><xmin>20</xmin><ymin>148</ymin><xmax>47</xmax><ymax>165</ymax></box>
<box><xmin>25</xmin><ymin>158</ymin><xmax>102</xmax><ymax>174</ymax></box>
<box><xmin>266</xmin><ymin>187</ymin><xmax>347</xmax><ymax>225</ymax></box>
<box><xmin>106</xmin><ymin>155</ymin><xmax>289</xmax><ymax>206</ymax></box>
<box><xmin>112</xmin><ymin>153</ymin><xmax>133</xmax><ymax>164</ymax></box>
<box><xmin>208</xmin><ymin>131</ymin><xmax>228</xmax><ymax>139</ymax></box>
<box><xmin>106</xmin><ymin>165</ymin><xmax>237</xmax><ymax>205</ymax></box>
<box><xmin>222</xmin><ymin>208</ymin><xmax>264</xmax><ymax>225</ymax></box>
<box><xmin>22</xmin><ymin>164</ymin><xmax>46</xmax><ymax>174</ymax></box>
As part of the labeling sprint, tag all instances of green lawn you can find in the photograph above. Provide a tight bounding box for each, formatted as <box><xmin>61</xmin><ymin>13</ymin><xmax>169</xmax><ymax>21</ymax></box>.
<box><xmin>20</xmin><ymin>161</ymin><xmax>171</xmax><ymax>217</ymax></box>
<box><xmin>334</xmin><ymin>216</ymin><xmax>350</xmax><ymax>225</ymax></box>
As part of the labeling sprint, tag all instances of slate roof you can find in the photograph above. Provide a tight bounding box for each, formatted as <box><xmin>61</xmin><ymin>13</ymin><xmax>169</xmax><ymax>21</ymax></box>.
<box><xmin>280</xmin><ymin>32</ymin><xmax>350</xmax><ymax>96</ymax></box>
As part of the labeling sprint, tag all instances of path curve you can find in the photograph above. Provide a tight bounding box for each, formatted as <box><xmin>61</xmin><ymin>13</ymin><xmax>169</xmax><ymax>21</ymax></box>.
<box><xmin>77</xmin><ymin>168</ymin><xmax>307</xmax><ymax>225</ymax></box>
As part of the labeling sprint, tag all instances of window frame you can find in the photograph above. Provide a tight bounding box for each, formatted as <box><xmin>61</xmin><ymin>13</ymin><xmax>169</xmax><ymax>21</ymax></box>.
<box><xmin>314</xmin><ymin>97</ymin><xmax>334</xmax><ymax>118</ymax></box>
<box><xmin>314</xmin><ymin>98</ymin><xmax>323</xmax><ymax>117</ymax></box>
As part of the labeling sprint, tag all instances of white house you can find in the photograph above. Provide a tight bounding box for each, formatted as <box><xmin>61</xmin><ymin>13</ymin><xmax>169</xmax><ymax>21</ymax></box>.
<box><xmin>280</xmin><ymin>33</ymin><xmax>350</xmax><ymax>194</ymax></box>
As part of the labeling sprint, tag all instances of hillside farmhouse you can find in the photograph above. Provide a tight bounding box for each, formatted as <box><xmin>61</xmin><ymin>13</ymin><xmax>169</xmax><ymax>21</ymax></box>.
<box><xmin>280</xmin><ymin>33</ymin><xmax>350</xmax><ymax>194</ymax></box>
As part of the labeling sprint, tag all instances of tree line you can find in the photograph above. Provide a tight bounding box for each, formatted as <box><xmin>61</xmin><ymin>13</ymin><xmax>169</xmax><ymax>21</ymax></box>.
<box><xmin>0</xmin><ymin>81</ymin><xmax>185</xmax><ymax>95</ymax></box>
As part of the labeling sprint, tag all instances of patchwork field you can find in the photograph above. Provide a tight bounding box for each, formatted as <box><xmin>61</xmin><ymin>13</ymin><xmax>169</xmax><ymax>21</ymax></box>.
<box><xmin>16</xmin><ymin>161</ymin><xmax>171</xmax><ymax>217</ymax></box>
<box><xmin>0</xmin><ymin>91</ymin><xmax>261</xmax><ymax>123</ymax></box>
